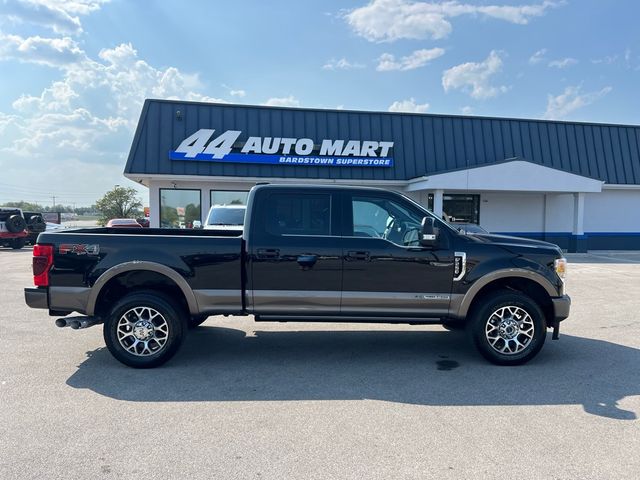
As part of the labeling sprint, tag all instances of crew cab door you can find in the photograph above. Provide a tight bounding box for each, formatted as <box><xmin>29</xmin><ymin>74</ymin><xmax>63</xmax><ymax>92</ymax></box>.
<box><xmin>248</xmin><ymin>188</ymin><xmax>342</xmax><ymax>313</ymax></box>
<box><xmin>341</xmin><ymin>192</ymin><xmax>455</xmax><ymax>317</ymax></box>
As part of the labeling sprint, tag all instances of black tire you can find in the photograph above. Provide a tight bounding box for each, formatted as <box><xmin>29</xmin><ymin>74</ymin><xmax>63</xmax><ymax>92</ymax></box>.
<box><xmin>103</xmin><ymin>291</ymin><xmax>186</xmax><ymax>368</ymax></box>
<box><xmin>6</xmin><ymin>215</ymin><xmax>26</xmax><ymax>233</ymax></box>
<box><xmin>469</xmin><ymin>290</ymin><xmax>546</xmax><ymax>366</ymax></box>
<box><xmin>188</xmin><ymin>314</ymin><xmax>209</xmax><ymax>328</ymax></box>
<box><xmin>10</xmin><ymin>238</ymin><xmax>25</xmax><ymax>249</ymax></box>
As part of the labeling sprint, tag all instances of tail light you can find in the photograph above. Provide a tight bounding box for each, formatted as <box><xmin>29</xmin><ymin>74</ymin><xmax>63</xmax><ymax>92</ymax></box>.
<box><xmin>33</xmin><ymin>244</ymin><xmax>54</xmax><ymax>287</ymax></box>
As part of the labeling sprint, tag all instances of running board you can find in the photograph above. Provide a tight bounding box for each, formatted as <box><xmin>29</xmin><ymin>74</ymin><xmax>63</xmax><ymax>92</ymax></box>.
<box><xmin>254</xmin><ymin>315</ymin><xmax>443</xmax><ymax>325</ymax></box>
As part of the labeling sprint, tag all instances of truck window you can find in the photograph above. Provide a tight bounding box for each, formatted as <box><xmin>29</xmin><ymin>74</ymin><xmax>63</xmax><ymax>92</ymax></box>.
<box><xmin>265</xmin><ymin>193</ymin><xmax>331</xmax><ymax>236</ymax></box>
<box><xmin>351</xmin><ymin>195</ymin><xmax>423</xmax><ymax>246</ymax></box>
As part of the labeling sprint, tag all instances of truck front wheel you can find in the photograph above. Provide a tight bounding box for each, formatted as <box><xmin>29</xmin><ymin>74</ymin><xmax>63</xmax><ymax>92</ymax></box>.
<box><xmin>103</xmin><ymin>291</ymin><xmax>186</xmax><ymax>368</ymax></box>
<box><xmin>470</xmin><ymin>290</ymin><xmax>546</xmax><ymax>366</ymax></box>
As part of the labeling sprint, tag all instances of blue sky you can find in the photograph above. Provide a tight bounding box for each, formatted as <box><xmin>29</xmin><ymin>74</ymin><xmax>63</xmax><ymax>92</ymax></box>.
<box><xmin>0</xmin><ymin>0</ymin><xmax>638</xmax><ymax>206</ymax></box>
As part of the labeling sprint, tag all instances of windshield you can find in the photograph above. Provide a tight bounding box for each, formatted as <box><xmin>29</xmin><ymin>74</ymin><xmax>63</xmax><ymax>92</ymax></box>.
<box><xmin>207</xmin><ymin>207</ymin><xmax>246</xmax><ymax>226</ymax></box>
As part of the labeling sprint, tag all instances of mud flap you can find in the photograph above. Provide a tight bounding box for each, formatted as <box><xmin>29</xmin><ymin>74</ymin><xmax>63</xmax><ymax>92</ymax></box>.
<box><xmin>551</xmin><ymin>320</ymin><xmax>560</xmax><ymax>340</ymax></box>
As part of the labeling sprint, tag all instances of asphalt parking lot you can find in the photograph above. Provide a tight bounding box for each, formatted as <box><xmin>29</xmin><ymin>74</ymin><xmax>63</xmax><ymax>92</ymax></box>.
<box><xmin>1</xmin><ymin>248</ymin><xmax>639</xmax><ymax>480</ymax></box>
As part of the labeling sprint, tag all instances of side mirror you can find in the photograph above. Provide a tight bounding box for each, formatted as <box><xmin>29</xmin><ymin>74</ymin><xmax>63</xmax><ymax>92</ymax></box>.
<box><xmin>420</xmin><ymin>216</ymin><xmax>439</xmax><ymax>248</ymax></box>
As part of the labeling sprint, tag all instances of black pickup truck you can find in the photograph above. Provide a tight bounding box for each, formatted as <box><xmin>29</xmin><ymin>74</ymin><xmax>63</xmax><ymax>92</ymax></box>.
<box><xmin>24</xmin><ymin>184</ymin><xmax>570</xmax><ymax>368</ymax></box>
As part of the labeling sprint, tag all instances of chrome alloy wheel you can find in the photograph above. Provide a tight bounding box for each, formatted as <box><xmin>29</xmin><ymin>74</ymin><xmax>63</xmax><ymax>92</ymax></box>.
<box><xmin>485</xmin><ymin>306</ymin><xmax>535</xmax><ymax>355</ymax></box>
<box><xmin>116</xmin><ymin>306</ymin><xmax>169</xmax><ymax>356</ymax></box>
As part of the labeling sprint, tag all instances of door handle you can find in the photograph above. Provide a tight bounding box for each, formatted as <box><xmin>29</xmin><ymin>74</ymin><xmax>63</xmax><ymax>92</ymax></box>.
<box><xmin>347</xmin><ymin>250</ymin><xmax>370</xmax><ymax>261</ymax></box>
<box><xmin>297</xmin><ymin>254</ymin><xmax>317</xmax><ymax>267</ymax></box>
<box><xmin>257</xmin><ymin>248</ymin><xmax>280</xmax><ymax>259</ymax></box>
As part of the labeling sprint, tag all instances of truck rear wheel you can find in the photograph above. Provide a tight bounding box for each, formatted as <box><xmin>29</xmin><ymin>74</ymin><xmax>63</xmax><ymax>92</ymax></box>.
<box><xmin>103</xmin><ymin>291</ymin><xmax>186</xmax><ymax>368</ymax></box>
<box><xmin>470</xmin><ymin>290</ymin><xmax>546</xmax><ymax>366</ymax></box>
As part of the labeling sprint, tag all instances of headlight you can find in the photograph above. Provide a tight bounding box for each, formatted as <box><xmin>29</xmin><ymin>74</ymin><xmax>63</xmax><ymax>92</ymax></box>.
<box><xmin>554</xmin><ymin>257</ymin><xmax>567</xmax><ymax>280</ymax></box>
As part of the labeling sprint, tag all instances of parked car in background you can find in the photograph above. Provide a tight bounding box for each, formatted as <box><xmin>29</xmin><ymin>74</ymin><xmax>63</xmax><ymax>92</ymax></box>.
<box><xmin>450</xmin><ymin>222</ymin><xmax>489</xmax><ymax>234</ymax></box>
<box><xmin>136</xmin><ymin>218</ymin><xmax>150</xmax><ymax>228</ymax></box>
<box><xmin>0</xmin><ymin>207</ymin><xmax>28</xmax><ymax>249</ymax></box>
<box><xmin>106</xmin><ymin>218</ymin><xmax>143</xmax><ymax>228</ymax></box>
<box><xmin>204</xmin><ymin>205</ymin><xmax>246</xmax><ymax>231</ymax></box>
<box><xmin>22</xmin><ymin>212</ymin><xmax>47</xmax><ymax>245</ymax></box>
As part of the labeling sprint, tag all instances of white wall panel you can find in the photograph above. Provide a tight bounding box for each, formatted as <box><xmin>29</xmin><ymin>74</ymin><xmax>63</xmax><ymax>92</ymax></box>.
<box><xmin>584</xmin><ymin>190</ymin><xmax>640</xmax><ymax>232</ymax></box>
<box><xmin>479</xmin><ymin>193</ymin><xmax>545</xmax><ymax>233</ymax></box>
<box><xmin>544</xmin><ymin>194</ymin><xmax>574</xmax><ymax>232</ymax></box>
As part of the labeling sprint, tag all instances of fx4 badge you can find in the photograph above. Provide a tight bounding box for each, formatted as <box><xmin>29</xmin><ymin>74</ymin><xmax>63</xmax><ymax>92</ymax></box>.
<box><xmin>59</xmin><ymin>244</ymin><xmax>100</xmax><ymax>256</ymax></box>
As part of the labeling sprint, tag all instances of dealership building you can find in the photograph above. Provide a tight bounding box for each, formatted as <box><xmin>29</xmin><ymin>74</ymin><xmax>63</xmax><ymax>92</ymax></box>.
<box><xmin>124</xmin><ymin>99</ymin><xmax>640</xmax><ymax>252</ymax></box>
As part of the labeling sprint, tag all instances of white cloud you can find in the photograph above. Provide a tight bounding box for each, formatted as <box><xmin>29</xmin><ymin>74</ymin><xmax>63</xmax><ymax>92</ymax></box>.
<box><xmin>0</xmin><ymin>0</ymin><xmax>110</xmax><ymax>35</ymax></box>
<box><xmin>376</xmin><ymin>47</ymin><xmax>444</xmax><ymax>71</ymax></box>
<box><xmin>548</xmin><ymin>57</ymin><xmax>578</xmax><ymax>68</ymax></box>
<box><xmin>322</xmin><ymin>58</ymin><xmax>365</xmax><ymax>70</ymax></box>
<box><xmin>344</xmin><ymin>0</ymin><xmax>561</xmax><ymax>42</ymax></box>
<box><xmin>262</xmin><ymin>95</ymin><xmax>301</xmax><ymax>107</ymax></box>
<box><xmin>442</xmin><ymin>50</ymin><xmax>508</xmax><ymax>99</ymax></box>
<box><xmin>221</xmin><ymin>84</ymin><xmax>247</xmax><ymax>98</ymax></box>
<box><xmin>0</xmin><ymin>39</ymin><xmax>226</xmax><ymax>204</ymax></box>
<box><xmin>460</xmin><ymin>105</ymin><xmax>473</xmax><ymax>115</ymax></box>
<box><xmin>544</xmin><ymin>85</ymin><xmax>612</xmax><ymax>120</ymax></box>
<box><xmin>591</xmin><ymin>48</ymin><xmax>638</xmax><ymax>70</ymax></box>
<box><xmin>0</xmin><ymin>33</ymin><xmax>88</xmax><ymax>67</ymax></box>
<box><xmin>529</xmin><ymin>48</ymin><xmax>547</xmax><ymax>65</ymax></box>
<box><xmin>591</xmin><ymin>54</ymin><xmax>618</xmax><ymax>65</ymax></box>
<box><xmin>388</xmin><ymin>98</ymin><xmax>429</xmax><ymax>113</ymax></box>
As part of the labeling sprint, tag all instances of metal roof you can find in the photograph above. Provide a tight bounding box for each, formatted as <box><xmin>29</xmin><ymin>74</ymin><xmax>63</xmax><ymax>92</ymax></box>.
<box><xmin>125</xmin><ymin>99</ymin><xmax>640</xmax><ymax>185</ymax></box>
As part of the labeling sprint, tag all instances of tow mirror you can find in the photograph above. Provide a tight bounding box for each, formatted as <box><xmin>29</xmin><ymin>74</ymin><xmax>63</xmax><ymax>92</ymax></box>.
<box><xmin>420</xmin><ymin>217</ymin><xmax>439</xmax><ymax>248</ymax></box>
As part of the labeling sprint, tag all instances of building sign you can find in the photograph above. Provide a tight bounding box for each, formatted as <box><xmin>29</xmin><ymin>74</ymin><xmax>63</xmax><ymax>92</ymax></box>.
<box><xmin>169</xmin><ymin>129</ymin><xmax>394</xmax><ymax>167</ymax></box>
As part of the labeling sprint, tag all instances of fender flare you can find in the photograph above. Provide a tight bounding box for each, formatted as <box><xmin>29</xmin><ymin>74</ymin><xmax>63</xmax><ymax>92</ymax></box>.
<box><xmin>86</xmin><ymin>261</ymin><xmax>198</xmax><ymax>316</ymax></box>
<box><xmin>452</xmin><ymin>268</ymin><xmax>557</xmax><ymax>319</ymax></box>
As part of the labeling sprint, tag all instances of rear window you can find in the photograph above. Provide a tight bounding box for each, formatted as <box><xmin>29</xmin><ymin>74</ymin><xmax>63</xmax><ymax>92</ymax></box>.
<box><xmin>207</xmin><ymin>207</ymin><xmax>246</xmax><ymax>226</ymax></box>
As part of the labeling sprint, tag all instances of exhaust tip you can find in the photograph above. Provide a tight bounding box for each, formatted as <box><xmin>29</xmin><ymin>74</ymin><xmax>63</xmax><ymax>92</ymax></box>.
<box><xmin>69</xmin><ymin>320</ymin><xmax>81</xmax><ymax>329</ymax></box>
<box><xmin>55</xmin><ymin>318</ymin><xmax>67</xmax><ymax>328</ymax></box>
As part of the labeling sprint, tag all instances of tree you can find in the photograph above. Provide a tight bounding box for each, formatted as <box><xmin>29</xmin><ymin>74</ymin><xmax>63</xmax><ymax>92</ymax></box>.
<box><xmin>95</xmin><ymin>186</ymin><xmax>143</xmax><ymax>226</ymax></box>
<box><xmin>1</xmin><ymin>201</ymin><xmax>45</xmax><ymax>211</ymax></box>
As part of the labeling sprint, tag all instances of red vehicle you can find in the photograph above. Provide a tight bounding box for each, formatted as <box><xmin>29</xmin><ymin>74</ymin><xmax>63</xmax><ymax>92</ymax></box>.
<box><xmin>0</xmin><ymin>207</ymin><xmax>28</xmax><ymax>249</ymax></box>
<box><xmin>106</xmin><ymin>218</ymin><xmax>143</xmax><ymax>228</ymax></box>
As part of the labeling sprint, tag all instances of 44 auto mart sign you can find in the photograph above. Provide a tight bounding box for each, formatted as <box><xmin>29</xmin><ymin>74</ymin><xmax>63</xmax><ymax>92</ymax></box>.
<box><xmin>170</xmin><ymin>129</ymin><xmax>394</xmax><ymax>167</ymax></box>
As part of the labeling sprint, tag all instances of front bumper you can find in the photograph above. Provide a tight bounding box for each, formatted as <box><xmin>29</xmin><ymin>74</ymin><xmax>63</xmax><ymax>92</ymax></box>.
<box><xmin>24</xmin><ymin>287</ymin><xmax>48</xmax><ymax>310</ymax></box>
<box><xmin>552</xmin><ymin>294</ymin><xmax>571</xmax><ymax>322</ymax></box>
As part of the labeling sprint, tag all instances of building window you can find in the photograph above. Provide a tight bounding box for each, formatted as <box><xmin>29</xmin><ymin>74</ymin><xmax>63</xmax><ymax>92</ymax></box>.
<box><xmin>160</xmin><ymin>189</ymin><xmax>201</xmax><ymax>228</ymax></box>
<box><xmin>443</xmin><ymin>194</ymin><xmax>480</xmax><ymax>224</ymax></box>
<box><xmin>210</xmin><ymin>190</ymin><xmax>249</xmax><ymax>207</ymax></box>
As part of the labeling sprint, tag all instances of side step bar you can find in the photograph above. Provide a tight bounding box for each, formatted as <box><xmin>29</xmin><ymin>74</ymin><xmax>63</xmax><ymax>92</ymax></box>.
<box><xmin>55</xmin><ymin>316</ymin><xmax>102</xmax><ymax>330</ymax></box>
<box><xmin>255</xmin><ymin>315</ymin><xmax>443</xmax><ymax>325</ymax></box>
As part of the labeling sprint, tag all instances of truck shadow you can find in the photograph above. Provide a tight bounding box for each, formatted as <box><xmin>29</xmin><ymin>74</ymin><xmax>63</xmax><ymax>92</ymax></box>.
<box><xmin>66</xmin><ymin>327</ymin><xmax>640</xmax><ymax>421</ymax></box>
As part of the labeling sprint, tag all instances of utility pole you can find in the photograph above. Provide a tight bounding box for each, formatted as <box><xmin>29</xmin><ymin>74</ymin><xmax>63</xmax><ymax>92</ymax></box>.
<box><xmin>52</xmin><ymin>196</ymin><xmax>56</xmax><ymax>210</ymax></box>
